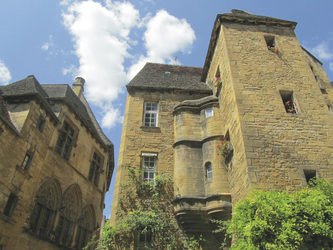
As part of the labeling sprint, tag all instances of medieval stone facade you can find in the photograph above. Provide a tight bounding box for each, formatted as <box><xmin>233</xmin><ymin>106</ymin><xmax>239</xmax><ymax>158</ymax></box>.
<box><xmin>0</xmin><ymin>76</ymin><xmax>114</xmax><ymax>249</ymax></box>
<box><xmin>111</xmin><ymin>10</ymin><xmax>333</xmax><ymax>248</ymax></box>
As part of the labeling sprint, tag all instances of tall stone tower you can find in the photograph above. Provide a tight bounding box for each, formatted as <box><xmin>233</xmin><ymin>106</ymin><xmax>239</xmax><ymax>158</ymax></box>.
<box><xmin>111</xmin><ymin>10</ymin><xmax>333</xmax><ymax>248</ymax></box>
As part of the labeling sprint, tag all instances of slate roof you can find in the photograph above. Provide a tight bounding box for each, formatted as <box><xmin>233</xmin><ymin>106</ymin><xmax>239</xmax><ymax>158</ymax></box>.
<box><xmin>0</xmin><ymin>75</ymin><xmax>107</xmax><ymax>147</ymax></box>
<box><xmin>127</xmin><ymin>63</ymin><xmax>212</xmax><ymax>93</ymax></box>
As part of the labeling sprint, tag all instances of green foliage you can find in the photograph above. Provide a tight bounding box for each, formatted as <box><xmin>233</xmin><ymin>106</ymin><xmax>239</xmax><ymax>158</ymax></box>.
<box><xmin>95</xmin><ymin>166</ymin><xmax>202</xmax><ymax>250</ymax></box>
<box><xmin>220</xmin><ymin>179</ymin><xmax>333</xmax><ymax>249</ymax></box>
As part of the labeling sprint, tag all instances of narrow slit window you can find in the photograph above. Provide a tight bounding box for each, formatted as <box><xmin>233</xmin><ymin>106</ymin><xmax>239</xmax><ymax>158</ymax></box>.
<box><xmin>37</xmin><ymin>116</ymin><xmax>46</xmax><ymax>132</ymax></box>
<box><xmin>3</xmin><ymin>193</ymin><xmax>17</xmax><ymax>216</ymax></box>
<box><xmin>280</xmin><ymin>91</ymin><xmax>298</xmax><ymax>114</ymax></box>
<box><xmin>21</xmin><ymin>153</ymin><xmax>32</xmax><ymax>170</ymax></box>
<box><xmin>205</xmin><ymin>162</ymin><xmax>212</xmax><ymax>180</ymax></box>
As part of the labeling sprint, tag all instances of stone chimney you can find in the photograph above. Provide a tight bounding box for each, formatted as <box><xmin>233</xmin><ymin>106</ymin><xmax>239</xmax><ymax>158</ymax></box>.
<box><xmin>72</xmin><ymin>77</ymin><xmax>85</xmax><ymax>97</ymax></box>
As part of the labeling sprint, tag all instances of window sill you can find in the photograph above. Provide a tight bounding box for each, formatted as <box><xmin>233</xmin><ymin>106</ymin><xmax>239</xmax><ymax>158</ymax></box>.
<box><xmin>140</xmin><ymin>126</ymin><xmax>161</xmax><ymax>133</ymax></box>
<box><xmin>16</xmin><ymin>165</ymin><xmax>32</xmax><ymax>179</ymax></box>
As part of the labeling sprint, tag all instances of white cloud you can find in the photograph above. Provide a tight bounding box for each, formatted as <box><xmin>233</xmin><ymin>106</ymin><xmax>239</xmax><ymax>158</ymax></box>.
<box><xmin>62</xmin><ymin>64</ymin><xmax>78</xmax><ymax>76</ymax></box>
<box><xmin>0</xmin><ymin>60</ymin><xmax>11</xmax><ymax>85</ymax></box>
<box><xmin>41</xmin><ymin>35</ymin><xmax>54</xmax><ymax>51</ymax></box>
<box><xmin>128</xmin><ymin>10</ymin><xmax>195</xmax><ymax>79</ymax></box>
<box><xmin>62</xmin><ymin>1</ymin><xmax>195</xmax><ymax>129</ymax></box>
<box><xmin>62</xmin><ymin>0</ymin><xmax>139</xmax><ymax>128</ymax></box>
<box><xmin>311</xmin><ymin>42</ymin><xmax>333</xmax><ymax>61</ymax></box>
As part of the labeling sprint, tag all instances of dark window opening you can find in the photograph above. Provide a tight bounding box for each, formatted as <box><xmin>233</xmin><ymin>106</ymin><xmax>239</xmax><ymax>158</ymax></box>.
<box><xmin>29</xmin><ymin>202</ymin><xmax>52</xmax><ymax>236</ymax></box>
<box><xmin>3</xmin><ymin>193</ymin><xmax>17</xmax><ymax>216</ymax></box>
<box><xmin>328</xmin><ymin>105</ymin><xmax>333</xmax><ymax>114</ymax></box>
<box><xmin>37</xmin><ymin>116</ymin><xmax>46</xmax><ymax>132</ymax></box>
<box><xmin>280</xmin><ymin>91</ymin><xmax>298</xmax><ymax>114</ymax></box>
<box><xmin>265</xmin><ymin>35</ymin><xmax>277</xmax><ymax>53</ymax></box>
<box><xmin>320</xmin><ymin>88</ymin><xmax>328</xmax><ymax>94</ymax></box>
<box><xmin>56</xmin><ymin>121</ymin><xmax>75</xmax><ymax>160</ymax></box>
<box><xmin>139</xmin><ymin>226</ymin><xmax>153</xmax><ymax>243</ymax></box>
<box><xmin>89</xmin><ymin>152</ymin><xmax>102</xmax><ymax>186</ymax></box>
<box><xmin>304</xmin><ymin>170</ymin><xmax>316</xmax><ymax>184</ymax></box>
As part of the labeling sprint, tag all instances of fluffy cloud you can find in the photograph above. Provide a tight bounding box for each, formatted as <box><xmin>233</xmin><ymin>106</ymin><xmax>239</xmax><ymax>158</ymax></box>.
<box><xmin>311</xmin><ymin>42</ymin><xmax>333</xmax><ymax>61</ymax></box>
<box><xmin>62</xmin><ymin>1</ymin><xmax>195</xmax><ymax>129</ymax></box>
<box><xmin>128</xmin><ymin>10</ymin><xmax>195</xmax><ymax>79</ymax></box>
<box><xmin>0</xmin><ymin>60</ymin><xmax>11</xmax><ymax>85</ymax></box>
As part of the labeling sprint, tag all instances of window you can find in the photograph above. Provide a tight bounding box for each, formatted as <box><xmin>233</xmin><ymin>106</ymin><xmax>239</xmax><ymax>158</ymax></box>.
<box><xmin>265</xmin><ymin>35</ymin><xmax>277</xmax><ymax>53</ymax></box>
<box><xmin>30</xmin><ymin>189</ymin><xmax>54</xmax><ymax>236</ymax></box>
<box><xmin>328</xmin><ymin>105</ymin><xmax>333</xmax><ymax>114</ymax></box>
<box><xmin>55</xmin><ymin>186</ymin><xmax>80</xmax><ymax>247</ymax></box>
<box><xmin>3</xmin><ymin>193</ymin><xmax>17</xmax><ymax>217</ymax></box>
<box><xmin>21</xmin><ymin>153</ymin><xmax>32</xmax><ymax>170</ymax></box>
<box><xmin>37</xmin><ymin>116</ymin><xmax>46</xmax><ymax>132</ymax></box>
<box><xmin>55</xmin><ymin>121</ymin><xmax>75</xmax><ymax>160</ymax></box>
<box><xmin>143</xmin><ymin>102</ymin><xmax>158</xmax><ymax>127</ymax></box>
<box><xmin>320</xmin><ymin>88</ymin><xmax>328</xmax><ymax>94</ymax></box>
<box><xmin>280</xmin><ymin>91</ymin><xmax>298</xmax><ymax>114</ymax></box>
<box><xmin>205</xmin><ymin>108</ymin><xmax>214</xmax><ymax>118</ymax></box>
<box><xmin>89</xmin><ymin>152</ymin><xmax>102</xmax><ymax>186</ymax></box>
<box><xmin>304</xmin><ymin>170</ymin><xmax>316</xmax><ymax>184</ymax></box>
<box><xmin>139</xmin><ymin>226</ymin><xmax>153</xmax><ymax>243</ymax></box>
<box><xmin>142</xmin><ymin>154</ymin><xmax>157</xmax><ymax>182</ymax></box>
<box><xmin>205</xmin><ymin>162</ymin><xmax>212</xmax><ymax>180</ymax></box>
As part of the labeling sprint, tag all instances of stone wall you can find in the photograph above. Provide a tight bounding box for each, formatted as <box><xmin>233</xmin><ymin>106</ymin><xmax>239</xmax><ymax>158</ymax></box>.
<box><xmin>0</xmin><ymin>97</ymin><xmax>110</xmax><ymax>249</ymax></box>
<box><xmin>205</xmin><ymin>20</ymin><xmax>333</xmax><ymax>203</ymax></box>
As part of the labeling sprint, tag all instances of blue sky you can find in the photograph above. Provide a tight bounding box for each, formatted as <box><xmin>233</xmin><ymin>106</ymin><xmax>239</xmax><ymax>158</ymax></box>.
<box><xmin>1</xmin><ymin>0</ymin><xmax>332</xmax><ymax>219</ymax></box>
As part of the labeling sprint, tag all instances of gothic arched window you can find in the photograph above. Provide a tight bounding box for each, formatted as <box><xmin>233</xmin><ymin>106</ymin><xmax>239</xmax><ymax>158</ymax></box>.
<box><xmin>29</xmin><ymin>178</ymin><xmax>61</xmax><ymax>237</ymax></box>
<box><xmin>55</xmin><ymin>184</ymin><xmax>82</xmax><ymax>247</ymax></box>
<box><xmin>75</xmin><ymin>205</ymin><xmax>95</xmax><ymax>249</ymax></box>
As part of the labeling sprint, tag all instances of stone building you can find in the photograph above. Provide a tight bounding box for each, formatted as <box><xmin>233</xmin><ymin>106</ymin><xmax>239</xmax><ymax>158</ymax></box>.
<box><xmin>111</xmin><ymin>10</ymin><xmax>333</xmax><ymax>248</ymax></box>
<box><xmin>0</xmin><ymin>76</ymin><xmax>114</xmax><ymax>249</ymax></box>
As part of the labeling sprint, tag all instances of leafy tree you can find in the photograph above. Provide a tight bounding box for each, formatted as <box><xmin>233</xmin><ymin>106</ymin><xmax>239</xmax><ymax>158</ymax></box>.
<box><xmin>93</xmin><ymin>166</ymin><xmax>202</xmax><ymax>250</ymax></box>
<box><xmin>219</xmin><ymin>179</ymin><xmax>333</xmax><ymax>249</ymax></box>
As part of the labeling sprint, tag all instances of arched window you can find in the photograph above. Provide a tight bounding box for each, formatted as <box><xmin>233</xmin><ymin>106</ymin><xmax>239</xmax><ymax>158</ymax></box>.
<box><xmin>205</xmin><ymin>162</ymin><xmax>212</xmax><ymax>180</ymax></box>
<box><xmin>55</xmin><ymin>184</ymin><xmax>82</xmax><ymax>247</ymax></box>
<box><xmin>29</xmin><ymin>178</ymin><xmax>61</xmax><ymax>237</ymax></box>
<box><xmin>75</xmin><ymin>205</ymin><xmax>95</xmax><ymax>249</ymax></box>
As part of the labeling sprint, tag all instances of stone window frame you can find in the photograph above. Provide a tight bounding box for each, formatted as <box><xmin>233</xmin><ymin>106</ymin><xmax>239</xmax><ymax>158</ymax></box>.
<box><xmin>279</xmin><ymin>90</ymin><xmax>299</xmax><ymax>114</ymax></box>
<box><xmin>21</xmin><ymin>152</ymin><xmax>32</xmax><ymax>170</ymax></box>
<box><xmin>55</xmin><ymin>119</ymin><xmax>78</xmax><ymax>160</ymax></box>
<box><xmin>143</xmin><ymin>102</ymin><xmax>158</xmax><ymax>127</ymax></box>
<box><xmin>264</xmin><ymin>35</ymin><xmax>277</xmax><ymax>51</ymax></box>
<box><xmin>205</xmin><ymin>162</ymin><xmax>213</xmax><ymax>181</ymax></box>
<box><xmin>3</xmin><ymin>193</ymin><xmax>18</xmax><ymax>217</ymax></box>
<box><xmin>141</xmin><ymin>153</ymin><xmax>157</xmax><ymax>183</ymax></box>
<box><xmin>36</xmin><ymin>115</ymin><xmax>46</xmax><ymax>133</ymax></box>
<box><xmin>29</xmin><ymin>179</ymin><xmax>61</xmax><ymax>238</ymax></box>
<box><xmin>303</xmin><ymin>169</ymin><xmax>316</xmax><ymax>184</ymax></box>
<box><xmin>55</xmin><ymin>184</ymin><xmax>82</xmax><ymax>247</ymax></box>
<box><xmin>88</xmin><ymin>151</ymin><xmax>104</xmax><ymax>187</ymax></box>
